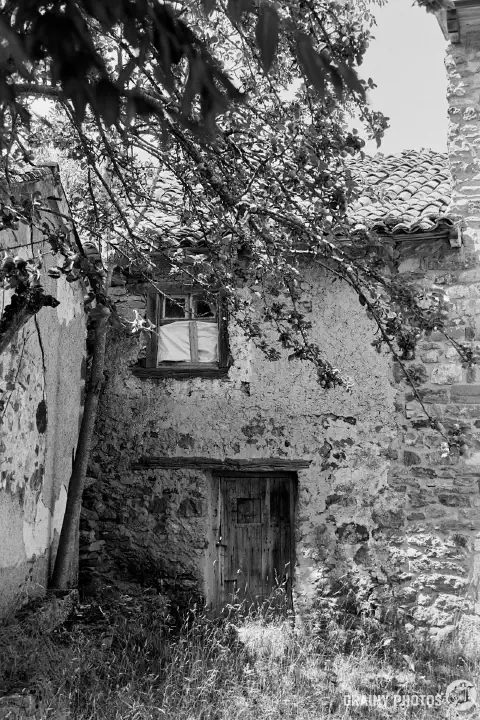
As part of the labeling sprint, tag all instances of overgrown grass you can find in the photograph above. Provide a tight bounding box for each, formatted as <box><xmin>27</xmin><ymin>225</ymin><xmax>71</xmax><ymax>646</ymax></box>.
<box><xmin>0</xmin><ymin>588</ymin><xmax>478</xmax><ymax>719</ymax></box>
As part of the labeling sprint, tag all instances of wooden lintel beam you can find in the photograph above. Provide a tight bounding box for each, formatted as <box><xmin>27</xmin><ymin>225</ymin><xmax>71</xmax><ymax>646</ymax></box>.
<box><xmin>132</xmin><ymin>457</ymin><xmax>311</xmax><ymax>472</ymax></box>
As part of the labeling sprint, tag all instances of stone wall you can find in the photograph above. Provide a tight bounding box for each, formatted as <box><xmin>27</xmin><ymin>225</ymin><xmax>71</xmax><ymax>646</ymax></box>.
<box><xmin>83</xmin><ymin>263</ymin><xmax>403</xmax><ymax>609</ymax></box>
<box><xmin>381</xmin><ymin>245</ymin><xmax>480</xmax><ymax>642</ymax></box>
<box><xmin>393</xmin><ymin>26</ymin><xmax>480</xmax><ymax>644</ymax></box>
<box><xmin>85</xmin><ymin>229</ymin><xmax>480</xmax><ymax>636</ymax></box>
<box><xmin>80</xmin><ymin>30</ymin><xmax>480</xmax><ymax>639</ymax></box>
<box><xmin>0</xmin><ymin>168</ymin><xmax>86</xmax><ymax>615</ymax></box>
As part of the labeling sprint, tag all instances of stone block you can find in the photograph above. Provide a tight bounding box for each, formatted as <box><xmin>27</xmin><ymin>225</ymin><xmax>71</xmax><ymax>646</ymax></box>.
<box><xmin>466</xmin><ymin>365</ymin><xmax>478</xmax><ymax>383</ymax></box>
<box><xmin>86</xmin><ymin>540</ymin><xmax>106</xmax><ymax>552</ymax></box>
<box><xmin>417</xmin><ymin>590</ymin><xmax>437</xmax><ymax>606</ymax></box>
<box><xmin>404</xmin><ymin>451</ymin><xmax>421</xmax><ymax>466</ymax></box>
<box><xmin>429</xmin><ymin>328</ymin><xmax>466</xmax><ymax>341</ymax></box>
<box><xmin>464</xmin><ymin>107</ymin><xmax>479</xmax><ymax>120</ymax></box>
<box><xmin>109</xmin><ymin>286</ymin><xmax>127</xmax><ymax>297</ymax></box>
<box><xmin>407</xmin><ymin>512</ymin><xmax>426</xmax><ymax>521</ymax></box>
<box><xmin>405</xmin><ymin>401</ymin><xmax>442</xmax><ymax>420</ymax></box>
<box><xmin>421</xmin><ymin>573</ymin><xmax>469</xmax><ymax>594</ymax></box>
<box><xmin>420</xmin><ymin>349</ymin><xmax>440</xmax><ymax>363</ymax></box>
<box><xmin>419</xmin><ymin>342</ymin><xmax>442</xmax><ymax>351</ymax></box>
<box><xmin>407</xmin><ymin>387</ymin><xmax>449</xmax><ymax>403</ymax></box>
<box><xmin>438</xmin><ymin>493</ymin><xmax>471</xmax><ymax>507</ymax></box>
<box><xmin>445</xmin><ymin>346</ymin><xmax>460</xmax><ymax>361</ymax></box>
<box><xmin>431</xmin><ymin>364</ymin><xmax>463</xmax><ymax>385</ymax></box>
<box><xmin>455</xmin><ymin>615</ymin><xmax>480</xmax><ymax>657</ymax></box>
<box><xmin>451</xmin><ymin>385</ymin><xmax>480</xmax><ymax>403</ymax></box>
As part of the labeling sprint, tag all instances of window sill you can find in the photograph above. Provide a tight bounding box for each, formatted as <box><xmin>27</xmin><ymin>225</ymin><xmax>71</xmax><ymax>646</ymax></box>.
<box><xmin>131</xmin><ymin>364</ymin><xmax>230</xmax><ymax>380</ymax></box>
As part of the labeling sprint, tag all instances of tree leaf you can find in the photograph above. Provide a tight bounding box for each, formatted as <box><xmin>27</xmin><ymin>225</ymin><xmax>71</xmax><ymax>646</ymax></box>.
<box><xmin>255</xmin><ymin>3</ymin><xmax>279</xmax><ymax>73</ymax></box>
<box><xmin>227</xmin><ymin>0</ymin><xmax>253</xmax><ymax>23</ymax></box>
<box><xmin>94</xmin><ymin>79</ymin><xmax>120</xmax><ymax>126</ymax></box>
<box><xmin>0</xmin><ymin>18</ymin><xmax>32</xmax><ymax>80</ymax></box>
<box><xmin>337</xmin><ymin>61</ymin><xmax>366</xmax><ymax>101</ymax></box>
<box><xmin>132</xmin><ymin>93</ymin><xmax>158</xmax><ymax>117</ymax></box>
<box><xmin>202</xmin><ymin>0</ymin><xmax>217</xmax><ymax>15</ymax></box>
<box><xmin>296</xmin><ymin>33</ymin><xmax>327</xmax><ymax>98</ymax></box>
<box><xmin>181</xmin><ymin>56</ymin><xmax>204</xmax><ymax>117</ymax></box>
<box><xmin>328</xmin><ymin>65</ymin><xmax>343</xmax><ymax>99</ymax></box>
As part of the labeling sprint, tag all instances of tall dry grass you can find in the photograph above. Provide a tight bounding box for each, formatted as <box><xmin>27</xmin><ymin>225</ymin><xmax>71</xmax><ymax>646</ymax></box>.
<box><xmin>0</xmin><ymin>588</ymin><xmax>478</xmax><ymax>719</ymax></box>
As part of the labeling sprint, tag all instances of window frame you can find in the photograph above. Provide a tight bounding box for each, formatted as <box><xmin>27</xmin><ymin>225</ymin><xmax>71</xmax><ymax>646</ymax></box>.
<box><xmin>135</xmin><ymin>284</ymin><xmax>230</xmax><ymax>379</ymax></box>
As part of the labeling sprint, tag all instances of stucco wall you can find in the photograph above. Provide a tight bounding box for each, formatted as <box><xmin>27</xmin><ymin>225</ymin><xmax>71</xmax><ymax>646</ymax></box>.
<box><xmin>82</xmin><ymin>264</ymin><xmax>405</xmax><ymax>610</ymax></box>
<box><xmin>0</xmin><ymin>169</ymin><xmax>85</xmax><ymax>614</ymax></box>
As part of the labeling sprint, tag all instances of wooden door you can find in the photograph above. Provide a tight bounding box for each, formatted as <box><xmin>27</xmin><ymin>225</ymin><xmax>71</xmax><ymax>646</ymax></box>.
<box><xmin>214</xmin><ymin>473</ymin><xmax>295</xmax><ymax>607</ymax></box>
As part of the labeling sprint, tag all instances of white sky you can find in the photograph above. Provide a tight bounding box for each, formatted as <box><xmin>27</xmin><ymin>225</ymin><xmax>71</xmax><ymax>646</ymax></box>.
<box><xmin>360</xmin><ymin>0</ymin><xmax>448</xmax><ymax>155</ymax></box>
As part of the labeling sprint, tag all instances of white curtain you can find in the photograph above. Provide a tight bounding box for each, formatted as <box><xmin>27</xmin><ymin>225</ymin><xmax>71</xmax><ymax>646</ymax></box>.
<box><xmin>197</xmin><ymin>322</ymin><xmax>218</xmax><ymax>362</ymax></box>
<box><xmin>157</xmin><ymin>321</ymin><xmax>218</xmax><ymax>363</ymax></box>
<box><xmin>158</xmin><ymin>322</ymin><xmax>190</xmax><ymax>362</ymax></box>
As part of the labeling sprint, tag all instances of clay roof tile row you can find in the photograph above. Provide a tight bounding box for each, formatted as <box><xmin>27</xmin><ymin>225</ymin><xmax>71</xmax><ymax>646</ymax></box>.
<box><xmin>349</xmin><ymin>149</ymin><xmax>452</xmax><ymax>236</ymax></box>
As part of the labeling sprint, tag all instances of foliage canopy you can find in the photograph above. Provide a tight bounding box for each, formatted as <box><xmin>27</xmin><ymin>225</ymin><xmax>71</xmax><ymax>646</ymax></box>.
<box><xmin>0</xmin><ymin>0</ymin><xmax>460</xmax><ymax>393</ymax></box>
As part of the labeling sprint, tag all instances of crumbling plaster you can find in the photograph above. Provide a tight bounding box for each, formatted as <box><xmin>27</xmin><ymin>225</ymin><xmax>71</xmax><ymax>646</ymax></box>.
<box><xmin>84</xmin><ymin>266</ymin><xmax>402</xmax><ymax>610</ymax></box>
<box><xmin>86</xmin><ymin>241</ymin><xmax>480</xmax><ymax>636</ymax></box>
<box><xmin>0</xmin><ymin>172</ymin><xmax>86</xmax><ymax>614</ymax></box>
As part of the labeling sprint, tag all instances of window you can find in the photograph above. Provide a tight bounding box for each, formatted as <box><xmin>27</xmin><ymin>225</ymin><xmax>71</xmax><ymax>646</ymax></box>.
<box><xmin>138</xmin><ymin>286</ymin><xmax>230</xmax><ymax>379</ymax></box>
<box><xmin>158</xmin><ymin>293</ymin><xmax>218</xmax><ymax>364</ymax></box>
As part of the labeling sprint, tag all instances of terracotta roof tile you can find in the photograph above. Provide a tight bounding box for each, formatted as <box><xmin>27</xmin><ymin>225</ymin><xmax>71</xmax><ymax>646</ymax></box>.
<box><xmin>350</xmin><ymin>149</ymin><xmax>452</xmax><ymax>236</ymax></box>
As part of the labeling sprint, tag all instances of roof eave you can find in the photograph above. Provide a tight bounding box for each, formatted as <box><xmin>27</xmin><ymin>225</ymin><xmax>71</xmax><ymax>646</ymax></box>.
<box><xmin>374</xmin><ymin>226</ymin><xmax>461</xmax><ymax>248</ymax></box>
<box><xmin>437</xmin><ymin>0</ymin><xmax>480</xmax><ymax>43</ymax></box>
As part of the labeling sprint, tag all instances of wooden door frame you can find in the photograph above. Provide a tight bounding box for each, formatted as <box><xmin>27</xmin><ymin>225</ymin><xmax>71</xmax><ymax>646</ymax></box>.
<box><xmin>207</xmin><ymin>470</ymin><xmax>297</xmax><ymax>608</ymax></box>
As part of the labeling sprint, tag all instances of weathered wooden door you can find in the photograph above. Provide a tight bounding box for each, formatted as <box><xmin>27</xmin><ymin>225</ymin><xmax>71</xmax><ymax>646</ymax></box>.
<box><xmin>214</xmin><ymin>473</ymin><xmax>295</xmax><ymax>607</ymax></box>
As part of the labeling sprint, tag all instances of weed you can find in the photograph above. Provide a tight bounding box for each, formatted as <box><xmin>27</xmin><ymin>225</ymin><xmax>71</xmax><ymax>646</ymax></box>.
<box><xmin>0</xmin><ymin>589</ymin><xmax>478</xmax><ymax>719</ymax></box>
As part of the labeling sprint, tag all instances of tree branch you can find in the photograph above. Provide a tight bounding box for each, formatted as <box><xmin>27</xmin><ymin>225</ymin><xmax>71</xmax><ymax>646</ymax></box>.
<box><xmin>0</xmin><ymin>288</ymin><xmax>60</xmax><ymax>356</ymax></box>
<box><xmin>11</xmin><ymin>83</ymin><xmax>62</xmax><ymax>98</ymax></box>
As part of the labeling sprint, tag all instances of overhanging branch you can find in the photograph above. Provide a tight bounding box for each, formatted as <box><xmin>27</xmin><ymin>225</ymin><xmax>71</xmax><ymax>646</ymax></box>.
<box><xmin>0</xmin><ymin>288</ymin><xmax>60</xmax><ymax>356</ymax></box>
<box><xmin>11</xmin><ymin>83</ymin><xmax>63</xmax><ymax>98</ymax></box>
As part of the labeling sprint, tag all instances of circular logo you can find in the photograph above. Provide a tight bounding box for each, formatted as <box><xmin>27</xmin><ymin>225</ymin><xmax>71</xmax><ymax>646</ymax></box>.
<box><xmin>446</xmin><ymin>680</ymin><xmax>477</xmax><ymax>713</ymax></box>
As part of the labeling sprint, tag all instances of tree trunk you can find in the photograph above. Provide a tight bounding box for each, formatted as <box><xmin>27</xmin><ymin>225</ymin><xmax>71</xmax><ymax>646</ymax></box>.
<box><xmin>50</xmin><ymin>311</ymin><xmax>109</xmax><ymax>589</ymax></box>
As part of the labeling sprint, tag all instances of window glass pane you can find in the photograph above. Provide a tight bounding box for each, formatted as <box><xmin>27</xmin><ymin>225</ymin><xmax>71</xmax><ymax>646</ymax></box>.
<box><xmin>196</xmin><ymin>321</ymin><xmax>218</xmax><ymax>362</ymax></box>
<box><xmin>193</xmin><ymin>297</ymin><xmax>215</xmax><ymax>318</ymax></box>
<box><xmin>158</xmin><ymin>321</ymin><xmax>191</xmax><ymax>362</ymax></box>
<box><xmin>164</xmin><ymin>296</ymin><xmax>186</xmax><ymax>318</ymax></box>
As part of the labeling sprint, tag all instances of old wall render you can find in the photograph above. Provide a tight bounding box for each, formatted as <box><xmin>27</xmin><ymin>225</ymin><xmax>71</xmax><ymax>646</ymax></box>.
<box><xmin>83</xmin><ymin>265</ymin><xmax>404</xmax><ymax>608</ymax></box>
<box><xmin>0</xmin><ymin>169</ymin><xmax>86</xmax><ymax>615</ymax></box>
<box><xmin>84</xmin><ymin>248</ymin><xmax>480</xmax><ymax>637</ymax></box>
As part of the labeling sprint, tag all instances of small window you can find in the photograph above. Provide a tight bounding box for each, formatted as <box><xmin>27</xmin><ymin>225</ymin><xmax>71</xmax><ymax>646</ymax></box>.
<box><xmin>143</xmin><ymin>287</ymin><xmax>230</xmax><ymax>378</ymax></box>
<box><xmin>158</xmin><ymin>293</ymin><xmax>218</xmax><ymax>364</ymax></box>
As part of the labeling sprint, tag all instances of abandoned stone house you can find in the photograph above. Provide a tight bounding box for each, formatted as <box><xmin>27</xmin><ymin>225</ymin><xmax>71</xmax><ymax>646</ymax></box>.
<box><xmin>0</xmin><ymin>166</ymin><xmax>85</xmax><ymax>616</ymax></box>
<box><xmin>4</xmin><ymin>0</ymin><xmax>480</xmax><ymax>645</ymax></box>
<box><xmin>77</xmin><ymin>5</ymin><xmax>480</xmax><ymax>644</ymax></box>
